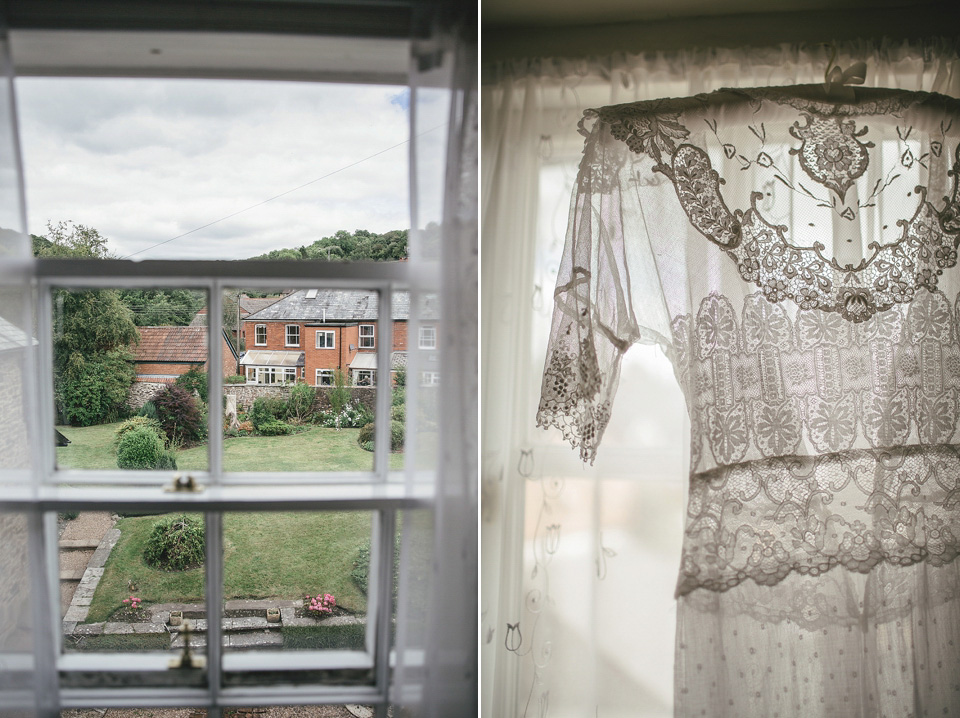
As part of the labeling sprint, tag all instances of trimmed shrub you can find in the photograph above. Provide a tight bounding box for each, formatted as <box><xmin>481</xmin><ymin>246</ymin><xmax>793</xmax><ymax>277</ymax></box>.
<box><xmin>250</xmin><ymin>397</ymin><xmax>287</xmax><ymax>430</ymax></box>
<box><xmin>137</xmin><ymin>400</ymin><xmax>158</xmax><ymax>420</ymax></box>
<box><xmin>358</xmin><ymin>422</ymin><xmax>375</xmax><ymax>446</ymax></box>
<box><xmin>143</xmin><ymin>514</ymin><xmax>204</xmax><ymax>571</ymax></box>
<box><xmin>117</xmin><ymin>426</ymin><xmax>164</xmax><ymax>469</ymax></box>
<box><xmin>390</xmin><ymin>403</ymin><xmax>405</xmax><ymax>423</ymax></box>
<box><xmin>390</xmin><ymin>419</ymin><xmax>404</xmax><ymax>450</ymax></box>
<box><xmin>287</xmin><ymin>383</ymin><xmax>316</xmax><ymax>423</ymax></box>
<box><xmin>225</xmin><ymin>374</ymin><xmax>246</xmax><ymax>384</ymax></box>
<box><xmin>152</xmin><ymin>384</ymin><xmax>205</xmax><ymax>446</ymax></box>
<box><xmin>257</xmin><ymin>419</ymin><xmax>293</xmax><ymax>436</ymax></box>
<box><xmin>356</xmin><ymin>420</ymin><xmax>404</xmax><ymax>451</ymax></box>
<box><xmin>175</xmin><ymin>366</ymin><xmax>208</xmax><ymax>402</ymax></box>
<box><xmin>351</xmin><ymin>533</ymin><xmax>401</xmax><ymax>597</ymax></box>
<box><xmin>393</xmin><ymin>368</ymin><xmax>406</xmax><ymax>387</ymax></box>
<box><xmin>392</xmin><ymin>386</ymin><xmax>405</xmax><ymax>407</ymax></box>
<box><xmin>115</xmin><ymin>416</ymin><xmax>163</xmax><ymax>447</ymax></box>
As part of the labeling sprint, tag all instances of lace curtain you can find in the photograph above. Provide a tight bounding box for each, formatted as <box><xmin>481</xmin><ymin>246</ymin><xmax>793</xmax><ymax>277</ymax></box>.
<box><xmin>481</xmin><ymin>38</ymin><xmax>960</xmax><ymax>718</ymax></box>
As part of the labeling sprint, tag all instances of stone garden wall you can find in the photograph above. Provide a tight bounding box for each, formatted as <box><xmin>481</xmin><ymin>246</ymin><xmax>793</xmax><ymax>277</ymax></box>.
<box><xmin>223</xmin><ymin>385</ymin><xmax>377</xmax><ymax>413</ymax></box>
<box><xmin>127</xmin><ymin>381</ymin><xmax>170</xmax><ymax>411</ymax></box>
<box><xmin>127</xmin><ymin>381</ymin><xmax>377</xmax><ymax>414</ymax></box>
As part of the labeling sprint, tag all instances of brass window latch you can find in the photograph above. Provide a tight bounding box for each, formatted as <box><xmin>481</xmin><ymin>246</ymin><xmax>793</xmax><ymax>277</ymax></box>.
<box><xmin>169</xmin><ymin>620</ymin><xmax>206</xmax><ymax>669</ymax></box>
<box><xmin>164</xmin><ymin>474</ymin><xmax>203</xmax><ymax>493</ymax></box>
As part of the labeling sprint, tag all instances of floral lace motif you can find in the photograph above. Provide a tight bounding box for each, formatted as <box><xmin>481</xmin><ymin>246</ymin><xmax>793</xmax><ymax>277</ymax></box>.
<box><xmin>595</xmin><ymin>90</ymin><xmax>960</xmax><ymax>323</ymax></box>
<box><xmin>677</xmin><ymin>445</ymin><xmax>960</xmax><ymax>597</ymax></box>
<box><xmin>673</xmin><ymin>290</ymin><xmax>960</xmax><ymax>476</ymax></box>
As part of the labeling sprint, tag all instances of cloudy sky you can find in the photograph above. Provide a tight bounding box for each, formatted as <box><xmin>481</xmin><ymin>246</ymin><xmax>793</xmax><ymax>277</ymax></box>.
<box><xmin>15</xmin><ymin>77</ymin><xmax>415</xmax><ymax>260</ymax></box>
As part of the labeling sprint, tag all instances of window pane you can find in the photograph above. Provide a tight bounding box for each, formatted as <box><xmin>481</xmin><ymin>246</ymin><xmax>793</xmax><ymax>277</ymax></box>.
<box><xmin>61</xmin><ymin>511</ymin><xmax>206</xmax><ymax>655</ymax></box>
<box><xmin>221</xmin><ymin>511</ymin><xmax>373</xmax><ymax>655</ymax></box>
<box><xmin>225</xmin><ymin>288</ymin><xmax>401</xmax><ymax>473</ymax></box>
<box><xmin>52</xmin><ymin>287</ymin><xmax>209</xmax><ymax>473</ymax></box>
<box><xmin>18</xmin><ymin>78</ymin><xmax>409</xmax><ymax>262</ymax></box>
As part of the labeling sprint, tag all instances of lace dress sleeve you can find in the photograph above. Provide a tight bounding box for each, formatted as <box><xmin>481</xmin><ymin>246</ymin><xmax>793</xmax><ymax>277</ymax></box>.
<box><xmin>537</xmin><ymin>112</ymin><xmax>673</xmax><ymax>463</ymax></box>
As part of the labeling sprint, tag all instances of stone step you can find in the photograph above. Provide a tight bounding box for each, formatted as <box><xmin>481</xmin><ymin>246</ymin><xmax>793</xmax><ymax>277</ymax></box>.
<box><xmin>168</xmin><ymin>616</ymin><xmax>280</xmax><ymax>633</ymax></box>
<box><xmin>59</xmin><ymin>568</ymin><xmax>86</xmax><ymax>581</ymax></box>
<box><xmin>170</xmin><ymin>631</ymin><xmax>284</xmax><ymax>650</ymax></box>
<box><xmin>59</xmin><ymin>539</ymin><xmax>100</xmax><ymax>549</ymax></box>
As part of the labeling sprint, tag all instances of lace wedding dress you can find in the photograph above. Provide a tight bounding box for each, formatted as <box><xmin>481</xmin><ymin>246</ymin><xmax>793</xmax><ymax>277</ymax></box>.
<box><xmin>537</xmin><ymin>85</ymin><xmax>960</xmax><ymax>717</ymax></box>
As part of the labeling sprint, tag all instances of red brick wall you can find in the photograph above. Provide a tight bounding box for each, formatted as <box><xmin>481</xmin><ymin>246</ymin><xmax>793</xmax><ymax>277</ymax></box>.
<box><xmin>221</xmin><ymin>333</ymin><xmax>239</xmax><ymax>377</ymax></box>
<box><xmin>243</xmin><ymin>319</ymin><xmax>406</xmax><ymax>386</ymax></box>
<box><xmin>134</xmin><ymin>362</ymin><xmax>199</xmax><ymax>379</ymax></box>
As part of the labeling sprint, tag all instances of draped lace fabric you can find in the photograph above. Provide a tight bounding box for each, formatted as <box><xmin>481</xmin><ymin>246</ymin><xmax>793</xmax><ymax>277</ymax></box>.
<box><xmin>537</xmin><ymin>86</ymin><xmax>960</xmax><ymax>717</ymax></box>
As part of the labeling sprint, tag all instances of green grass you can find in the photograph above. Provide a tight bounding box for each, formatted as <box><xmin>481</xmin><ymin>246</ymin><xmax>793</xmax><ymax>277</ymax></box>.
<box><xmin>57</xmin><ymin>422</ymin><xmax>403</xmax><ymax>472</ymax></box>
<box><xmin>87</xmin><ymin>511</ymin><xmax>372</xmax><ymax>623</ymax></box>
<box><xmin>282</xmin><ymin>624</ymin><xmax>366</xmax><ymax>650</ymax></box>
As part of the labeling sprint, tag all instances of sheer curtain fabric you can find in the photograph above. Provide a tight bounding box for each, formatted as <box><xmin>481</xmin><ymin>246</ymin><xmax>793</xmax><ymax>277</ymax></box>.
<box><xmin>482</xmin><ymin>38</ymin><xmax>960</xmax><ymax>718</ymax></box>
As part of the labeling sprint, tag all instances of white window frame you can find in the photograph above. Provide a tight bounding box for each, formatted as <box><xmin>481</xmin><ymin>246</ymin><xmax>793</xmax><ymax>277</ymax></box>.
<box><xmin>285</xmin><ymin>324</ymin><xmax>300</xmax><ymax>347</ymax></box>
<box><xmin>359</xmin><ymin>324</ymin><xmax>375</xmax><ymax>349</ymax></box>
<box><xmin>0</xmin><ymin>18</ymin><xmax>475</xmax><ymax>718</ymax></box>
<box><xmin>315</xmin><ymin>330</ymin><xmax>335</xmax><ymax>349</ymax></box>
<box><xmin>254</xmin><ymin>324</ymin><xmax>267</xmax><ymax>346</ymax></box>
<box><xmin>353</xmin><ymin>368</ymin><xmax>376</xmax><ymax>387</ymax></box>
<box><xmin>418</xmin><ymin>325</ymin><xmax>436</xmax><ymax>349</ymax></box>
<box><xmin>420</xmin><ymin>371</ymin><xmax>440</xmax><ymax>386</ymax></box>
<box><xmin>316</xmin><ymin>369</ymin><xmax>334</xmax><ymax>386</ymax></box>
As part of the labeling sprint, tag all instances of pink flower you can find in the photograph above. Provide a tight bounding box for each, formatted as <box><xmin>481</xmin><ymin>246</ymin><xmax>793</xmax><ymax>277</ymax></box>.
<box><xmin>123</xmin><ymin>599</ymin><xmax>130</xmax><ymax>603</ymax></box>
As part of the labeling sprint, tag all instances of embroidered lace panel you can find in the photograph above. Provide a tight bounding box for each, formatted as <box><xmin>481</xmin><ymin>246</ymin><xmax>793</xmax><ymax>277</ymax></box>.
<box><xmin>538</xmin><ymin>85</ymin><xmax>960</xmax><ymax>594</ymax></box>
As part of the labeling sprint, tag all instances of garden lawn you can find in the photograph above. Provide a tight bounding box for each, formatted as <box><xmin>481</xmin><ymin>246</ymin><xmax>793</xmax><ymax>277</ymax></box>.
<box><xmin>57</xmin><ymin>423</ymin><xmax>403</xmax><ymax>472</ymax></box>
<box><xmin>86</xmin><ymin>511</ymin><xmax>371</xmax><ymax>623</ymax></box>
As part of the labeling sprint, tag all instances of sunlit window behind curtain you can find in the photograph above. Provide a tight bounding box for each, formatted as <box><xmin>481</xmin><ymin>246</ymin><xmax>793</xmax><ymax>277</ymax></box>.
<box><xmin>481</xmin><ymin>38</ymin><xmax>960</xmax><ymax>718</ymax></box>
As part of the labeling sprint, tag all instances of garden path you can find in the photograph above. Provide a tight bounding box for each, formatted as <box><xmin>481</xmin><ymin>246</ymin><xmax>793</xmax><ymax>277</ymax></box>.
<box><xmin>59</xmin><ymin>512</ymin><xmax>116</xmax><ymax>616</ymax></box>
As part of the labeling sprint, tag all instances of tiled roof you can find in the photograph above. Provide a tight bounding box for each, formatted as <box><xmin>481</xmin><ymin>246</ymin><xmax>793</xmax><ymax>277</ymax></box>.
<box><xmin>133</xmin><ymin>326</ymin><xmax>207</xmax><ymax>363</ymax></box>
<box><xmin>240</xmin><ymin>296</ymin><xmax>284</xmax><ymax>314</ymax></box>
<box><xmin>245</xmin><ymin>289</ymin><xmax>411</xmax><ymax>322</ymax></box>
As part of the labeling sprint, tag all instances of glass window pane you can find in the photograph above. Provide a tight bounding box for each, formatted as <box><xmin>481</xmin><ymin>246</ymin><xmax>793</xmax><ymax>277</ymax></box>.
<box><xmin>18</xmin><ymin>78</ymin><xmax>409</xmax><ymax>262</ymax></box>
<box><xmin>221</xmin><ymin>511</ymin><xmax>374</xmax><ymax>654</ymax></box>
<box><xmin>61</xmin><ymin>511</ymin><xmax>206</xmax><ymax>655</ymax></box>
<box><xmin>223</xmin><ymin>287</ymin><xmax>403</xmax><ymax>473</ymax></box>
<box><xmin>53</xmin><ymin>287</ymin><xmax>209</xmax><ymax>473</ymax></box>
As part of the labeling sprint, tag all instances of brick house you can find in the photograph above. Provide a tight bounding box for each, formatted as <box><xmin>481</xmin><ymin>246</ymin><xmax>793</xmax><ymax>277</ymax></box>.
<box><xmin>240</xmin><ymin>289</ymin><xmax>437</xmax><ymax>387</ymax></box>
<box><xmin>132</xmin><ymin>326</ymin><xmax>239</xmax><ymax>383</ymax></box>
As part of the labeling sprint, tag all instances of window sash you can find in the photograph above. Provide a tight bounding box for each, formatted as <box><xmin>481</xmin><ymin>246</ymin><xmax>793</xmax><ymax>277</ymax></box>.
<box><xmin>418</xmin><ymin>326</ymin><xmax>436</xmax><ymax>349</ymax></box>
<box><xmin>316</xmin><ymin>330</ymin><xmax>335</xmax><ymax>349</ymax></box>
<box><xmin>19</xmin><ymin>262</ymin><xmax>422</xmax><ymax>700</ymax></box>
<box><xmin>316</xmin><ymin>369</ymin><xmax>334</xmax><ymax>386</ymax></box>
<box><xmin>359</xmin><ymin>324</ymin><xmax>375</xmax><ymax>349</ymax></box>
<box><xmin>254</xmin><ymin>324</ymin><xmax>266</xmax><ymax>345</ymax></box>
<box><xmin>285</xmin><ymin>324</ymin><xmax>300</xmax><ymax>346</ymax></box>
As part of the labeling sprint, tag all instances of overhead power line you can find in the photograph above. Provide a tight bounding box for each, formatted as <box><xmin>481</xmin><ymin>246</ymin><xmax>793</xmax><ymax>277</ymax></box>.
<box><xmin>122</xmin><ymin>123</ymin><xmax>446</xmax><ymax>260</ymax></box>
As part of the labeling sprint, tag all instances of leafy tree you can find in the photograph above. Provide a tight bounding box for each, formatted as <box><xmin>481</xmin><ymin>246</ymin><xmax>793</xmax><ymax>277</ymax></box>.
<box><xmin>152</xmin><ymin>384</ymin><xmax>205</xmax><ymax>446</ymax></box>
<box><xmin>117</xmin><ymin>289</ymin><xmax>204</xmax><ymax>326</ymax></box>
<box><xmin>175</xmin><ymin>366</ymin><xmax>208</xmax><ymax>402</ymax></box>
<box><xmin>249</xmin><ymin>228</ymin><xmax>407</xmax><ymax>262</ymax></box>
<box><xmin>53</xmin><ymin>289</ymin><xmax>139</xmax><ymax>425</ymax></box>
<box><xmin>35</xmin><ymin>220</ymin><xmax>112</xmax><ymax>258</ymax></box>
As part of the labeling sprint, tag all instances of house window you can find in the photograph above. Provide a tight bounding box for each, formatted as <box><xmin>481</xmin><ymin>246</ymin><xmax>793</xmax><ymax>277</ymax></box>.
<box><xmin>316</xmin><ymin>330</ymin><xmax>335</xmax><ymax>349</ymax></box>
<box><xmin>6</xmin><ymin>18</ymin><xmax>474</xmax><ymax>717</ymax></box>
<box><xmin>359</xmin><ymin>324</ymin><xmax>375</xmax><ymax>349</ymax></box>
<box><xmin>285</xmin><ymin>324</ymin><xmax>300</xmax><ymax>346</ymax></box>
<box><xmin>283</xmin><ymin>367</ymin><xmax>297</xmax><ymax>383</ymax></box>
<box><xmin>316</xmin><ymin>369</ymin><xmax>334</xmax><ymax>386</ymax></box>
<box><xmin>421</xmin><ymin>371</ymin><xmax>440</xmax><ymax>386</ymax></box>
<box><xmin>353</xmin><ymin>368</ymin><xmax>376</xmax><ymax>387</ymax></box>
<box><xmin>419</xmin><ymin>325</ymin><xmax>437</xmax><ymax>349</ymax></box>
